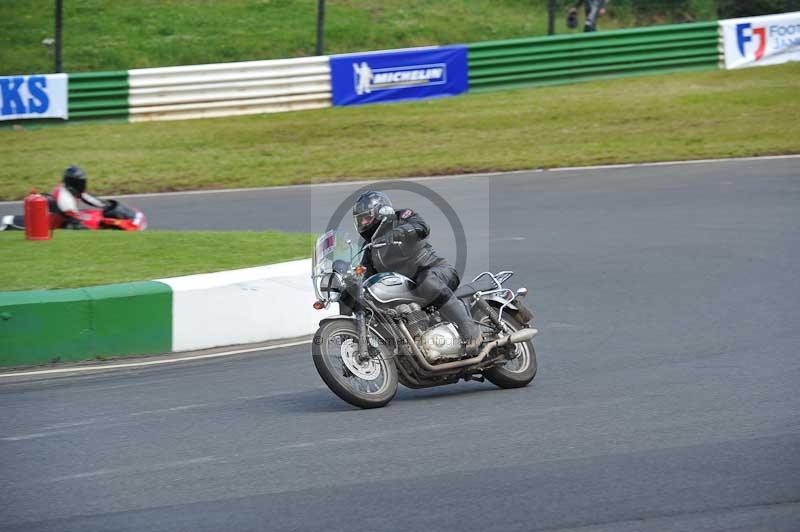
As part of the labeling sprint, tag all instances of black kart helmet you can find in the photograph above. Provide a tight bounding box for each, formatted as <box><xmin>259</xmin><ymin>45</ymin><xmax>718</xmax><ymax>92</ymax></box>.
<box><xmin>63</xmin><ymin>165</ymin><xmax>87</xmax><ymax>195</ymax></box>
<box><xmin>353</xmin><ymin>191</ymin><xmax>392</xmax><ymax>237</ymax></box>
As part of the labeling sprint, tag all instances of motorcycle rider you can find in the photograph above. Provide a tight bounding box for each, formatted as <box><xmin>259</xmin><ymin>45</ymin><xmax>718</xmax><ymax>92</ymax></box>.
<box><xmin>50</xmin><ymin>165</ymin><xmax>107</xmax><ymax>229</ymax></box>
<box><xmin>353</xmin><ymin>191</ymin><xmax>482</xmax><ymax>356</ymax></box>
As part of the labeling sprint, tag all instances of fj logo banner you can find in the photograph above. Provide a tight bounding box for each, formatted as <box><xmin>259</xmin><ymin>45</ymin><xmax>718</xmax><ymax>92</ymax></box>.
<box><xmin>0</xmin><ymin>74</ymin><xmax>68</xmax><ymax>121</ymax></box>
<box><xmin>330</xmin><ymin>45</ymin><xmax>468</xmax><ymax>106</ymax></box>
<box><xmin>721</xmin><ymin>12</ymin><xmax>800</xmax><ymax>70</ymax></box>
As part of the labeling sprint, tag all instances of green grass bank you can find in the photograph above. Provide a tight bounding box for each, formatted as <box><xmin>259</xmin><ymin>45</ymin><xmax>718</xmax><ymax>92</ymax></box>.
<box><xmin>0</xmin><ymin>0</ymin><xmax>721</xmax><ymax>75</ymax></box>
<box><xmin>1</xmin><ymin>64</ymin><xmax>798</xmax><ymax>200</ymax></box>
<box><xmin>1</xmin><ymin>231</ymin><xmax>314</xmax><ymax>291</ymax></box>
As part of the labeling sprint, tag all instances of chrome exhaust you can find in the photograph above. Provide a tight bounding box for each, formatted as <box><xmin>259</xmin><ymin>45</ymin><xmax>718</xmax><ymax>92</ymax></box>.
<box><xmin>399</xmin><ymin>322</ymin><xmax>537</xmax><ymax>374</ymax></box>
<box><xmin>505</xmin><ymin>328</ymin><xmax>538</xmax><ymax>345</ymax></box>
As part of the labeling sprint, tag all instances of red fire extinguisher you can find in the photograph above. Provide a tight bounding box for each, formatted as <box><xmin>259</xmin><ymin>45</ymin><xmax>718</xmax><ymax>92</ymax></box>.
<box><xmin>24</xmin><ymin>190</ymin><xmax>51</xmax><ymax>241</ymax></box>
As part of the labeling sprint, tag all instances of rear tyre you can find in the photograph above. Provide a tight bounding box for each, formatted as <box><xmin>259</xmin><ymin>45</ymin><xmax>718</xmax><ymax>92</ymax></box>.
<box><xmin>480</xmin><ymin>312</ymin><xmax>538</xmax><ymax>389</ymax></box>
<box><xmin>312</xmin><ymin>319</ymin><xmax>398</xmax><ymax>409</ymax></box>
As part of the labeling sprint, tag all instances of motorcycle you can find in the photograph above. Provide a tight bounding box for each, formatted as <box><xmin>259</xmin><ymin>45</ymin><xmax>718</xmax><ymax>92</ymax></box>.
<box><xmin>311</xmin><ymin>206</ymin><xmax>539</xmax><ymax>409</ymax></box>
<box><xmin>0</xmin><ymin>198</ymin><xmax>147</xmax><ymax>232</ymax></box>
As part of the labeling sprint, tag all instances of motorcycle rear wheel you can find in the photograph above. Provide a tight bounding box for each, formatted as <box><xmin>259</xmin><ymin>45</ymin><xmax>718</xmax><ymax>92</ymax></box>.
<box><xmin>480</xmin><ymin>312</ymin><xmax>538</xmax><ymax>389</ymax></box>
<box><xmin>312</xmin><ymin>319</ymin><xmax>398</xmax><ymax>409</ymax></box>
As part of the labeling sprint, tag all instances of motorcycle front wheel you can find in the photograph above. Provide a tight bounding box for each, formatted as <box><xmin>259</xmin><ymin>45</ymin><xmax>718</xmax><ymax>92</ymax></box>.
<box><xmin>312</xmin><ymin>319</ymin><xmax>398</xmax><ymax>409</ymax></box>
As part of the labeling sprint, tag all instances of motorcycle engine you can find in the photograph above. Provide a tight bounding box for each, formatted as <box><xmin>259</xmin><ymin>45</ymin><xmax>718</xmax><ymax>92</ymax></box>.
<box><xmin>396</xmin><ymin>303</ymin><xmax>430</xmax><ymax>337</ymax></box>
<box><xmin>396</xmin><ymin>303</ymin><xmax>463</xmax><ymax>363</ymax></box>
<box><xmin>419</xmin><ymin>323</ymin><xmax>463</xmax><ymax>362</ymax></box>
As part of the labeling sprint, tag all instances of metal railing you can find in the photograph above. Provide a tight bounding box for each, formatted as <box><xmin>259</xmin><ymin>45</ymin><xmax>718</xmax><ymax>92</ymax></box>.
<box><xmin>468</xmin><ymin>21</ymin><xmax>720</xmax><ymax>93</ymax></box>
<box><xmin>126</xmin><ymin>56</ymin><xmax>331</xmax><ymax>122</ymax></box>
<box><xmin>68</xmin><ymin>71</ymin><xmax>129</xmax><ymax>121</ymax></box>
<box><xmin>15</xmin><ymin>18</ymin><xmax>761</xmax><ymax>124</ymax></box>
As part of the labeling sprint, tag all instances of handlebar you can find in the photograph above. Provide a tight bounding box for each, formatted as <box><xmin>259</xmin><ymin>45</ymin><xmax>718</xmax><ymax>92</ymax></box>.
<box><xmin>368</xmin><ymin>241</ymin><xmax>403</xmax><ymax>250</ymax></box>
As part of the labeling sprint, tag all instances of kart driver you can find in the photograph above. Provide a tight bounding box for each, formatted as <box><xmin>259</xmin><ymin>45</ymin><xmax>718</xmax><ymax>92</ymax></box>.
<box><xmin>353</xmin><ymin>191</ymin><xmax>482</xmax><ymax>356</ymax></box>
<box><xmin>50</xmin><ymin>165</ymin><xmax>107</xmax><ymax>229</ymax></box>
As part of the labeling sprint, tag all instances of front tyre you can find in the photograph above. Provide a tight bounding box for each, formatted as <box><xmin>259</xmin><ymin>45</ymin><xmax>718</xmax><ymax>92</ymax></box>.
<box><xmin>312</xmin><ymin>319</ymin><xmax>398</xmax><ymax>409</ymax></box>
<box><xmin>482</xmin><ymin>313</ymin><xmax>538</xmax><ymax>389</ymax></box>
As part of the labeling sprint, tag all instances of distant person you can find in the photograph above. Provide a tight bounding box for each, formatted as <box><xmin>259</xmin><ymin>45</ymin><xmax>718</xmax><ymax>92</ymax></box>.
<box><xmin>0</xmin><ymin>165</ymin><xmax>107</xmax><ymax>231</ymax></box>
<box><xmin>568</xmin><ymin>0</ymin><xmax>609</xmax><ymax>33</ymax></box>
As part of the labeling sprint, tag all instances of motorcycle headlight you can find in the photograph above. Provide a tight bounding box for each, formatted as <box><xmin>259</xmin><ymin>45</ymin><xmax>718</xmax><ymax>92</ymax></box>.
<box><xmin>320</xmin><ymin>272</ymin><xmax>344</xmax><ymax>302</ymax></box>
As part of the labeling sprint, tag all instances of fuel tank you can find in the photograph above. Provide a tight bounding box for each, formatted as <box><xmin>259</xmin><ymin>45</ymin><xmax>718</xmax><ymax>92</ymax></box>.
<box><xmin>364</xmin><ymin>272</ymin><xmax>427</xmax><ymax>306</ymax></box>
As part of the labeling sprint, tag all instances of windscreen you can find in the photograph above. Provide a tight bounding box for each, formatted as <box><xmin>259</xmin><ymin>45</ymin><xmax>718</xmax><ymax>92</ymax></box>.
<box><xmin>313</xmin><ymin>230</ymin><xmax>359</xmax><ymax>276</ymax></box>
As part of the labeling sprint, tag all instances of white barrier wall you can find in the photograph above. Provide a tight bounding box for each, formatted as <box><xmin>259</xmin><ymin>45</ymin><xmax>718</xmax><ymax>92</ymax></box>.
<box><xmin>128</xmin><ymin>56</ymin><xmax>331</xmax><ymax>122</ymax></box>
<box><xmin>158</xmin><ymin>259</ymin><xmax>335</xmax><ymax>352</ymax></box>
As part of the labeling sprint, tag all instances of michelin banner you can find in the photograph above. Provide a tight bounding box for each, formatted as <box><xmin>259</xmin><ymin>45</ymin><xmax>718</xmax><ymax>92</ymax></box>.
<box><xmin>721</xmin><ymin>12</ymin><xmax>800</xmax><ymax>70</ymax></box>
<box><xmin>0</xmin><ymin>74</ymin><xmax>68</xmax><ymax>121</ymax></box>
<box><xmin>330</xmin><ymin>45</ymin><xmax>468</xmax><ymax>106</ymax></box>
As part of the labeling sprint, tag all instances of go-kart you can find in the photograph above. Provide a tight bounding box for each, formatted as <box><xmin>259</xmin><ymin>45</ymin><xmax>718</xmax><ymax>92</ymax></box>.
<box><xmin>0</xmin><ymin>199</ymin><xmax>147</xmax><ymax>232</ymax></box>
<box><xmin>73</xmin><ymin>199</ymin><xmax>148</xmax><ymax>231</ymax></box>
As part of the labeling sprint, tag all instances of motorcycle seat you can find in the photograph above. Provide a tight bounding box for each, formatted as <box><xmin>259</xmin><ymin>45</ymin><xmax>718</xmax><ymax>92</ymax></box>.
<box><xmin>453</xmin><ymin>277</ymin><xmax>500</xmax><ymax>299</ymax></box>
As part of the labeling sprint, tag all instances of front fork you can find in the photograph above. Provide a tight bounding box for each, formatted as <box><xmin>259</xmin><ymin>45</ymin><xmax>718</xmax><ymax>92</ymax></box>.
<box><xmin>356</xmin><ymin>311</ymin><xmax>370</xmax><ymax>360</ymax></box>
<box><xmin>354</xmin><ymin>279</ymin><xmax>371</xmax><ymax>360</ymax></box>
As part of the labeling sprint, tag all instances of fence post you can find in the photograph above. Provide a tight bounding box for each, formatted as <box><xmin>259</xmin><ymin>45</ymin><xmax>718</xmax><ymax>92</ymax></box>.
<box><xmin>54</xmin><ymin>0</ymin><xmax>63</xmax><ymax>72</ymax></box>
<box><xmin>316</xmin><ymin>0</ymin><xmax>326</xmax><ymax>56</ymax></box>
<box><xmin>548</xmin><ymin>0</ymin><xmax>556</xmax><ymax>35</ymax></box>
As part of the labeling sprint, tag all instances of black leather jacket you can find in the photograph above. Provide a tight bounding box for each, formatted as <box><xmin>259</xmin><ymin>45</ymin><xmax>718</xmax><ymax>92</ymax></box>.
<box><xmin>361</xmin><ymin>209</ymin><xmax>445</xmax><ymax>279</ymax></box>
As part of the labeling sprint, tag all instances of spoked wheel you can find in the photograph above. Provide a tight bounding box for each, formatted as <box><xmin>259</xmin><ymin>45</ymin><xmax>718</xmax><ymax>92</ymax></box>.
<box><xmin>312</xmin><ymin>319</ymin><xmax>398</xmax><ymax>408</ymax></box>
<box><xmin>477</xmin><ymin>311</ymin><xmax>538</xmax><ymax>389</ymax></box>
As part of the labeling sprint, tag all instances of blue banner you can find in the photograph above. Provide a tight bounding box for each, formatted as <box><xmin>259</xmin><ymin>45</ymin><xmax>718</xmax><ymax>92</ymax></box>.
<box><xmin>330</xmin><ymin>45</ymin><xmax>468</xmax><ymax>106</ymax></box>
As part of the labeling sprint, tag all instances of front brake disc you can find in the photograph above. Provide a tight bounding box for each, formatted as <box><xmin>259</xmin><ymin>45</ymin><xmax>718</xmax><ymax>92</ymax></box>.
<box><xmin>340</xmin><ymin>338</ymin><xmax>381</xmax><ymax>381</ymax></box>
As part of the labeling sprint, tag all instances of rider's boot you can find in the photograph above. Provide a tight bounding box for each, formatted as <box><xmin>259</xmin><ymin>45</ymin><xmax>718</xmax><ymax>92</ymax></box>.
<box><xmin>439</xmin><ymin>297</ymin><xmax>482</xmax><ymax>357</ymax></box>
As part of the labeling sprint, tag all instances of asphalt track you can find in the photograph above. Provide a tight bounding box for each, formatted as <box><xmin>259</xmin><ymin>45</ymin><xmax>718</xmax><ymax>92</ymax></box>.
<box><xmin>1</xmin><ymin>158</ymin><xmax>799</xmax><ymax>531</ymax></box>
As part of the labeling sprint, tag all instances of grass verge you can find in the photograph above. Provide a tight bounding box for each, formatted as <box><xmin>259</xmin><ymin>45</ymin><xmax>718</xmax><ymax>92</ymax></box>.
<box><xmin>1</xmin><ymin>0</ymin><xmax>716</xmax><ymax>75</ymax></box>
<box><xmin>1</xmin><ymin>63</ymin><xmax>798</xmax><ymax>200</ymax></box>
<box><xmin>1</xmin><ymin>231</ymin><xmax>314</xmax><ymax>291</ymax></box>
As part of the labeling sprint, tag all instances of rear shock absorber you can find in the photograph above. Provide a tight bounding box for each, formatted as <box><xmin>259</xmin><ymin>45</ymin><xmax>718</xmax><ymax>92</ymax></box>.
<box><xmin>473</xmin><ymin>298</ymin><xmax>504</xmax><ymax>331</ymax></box>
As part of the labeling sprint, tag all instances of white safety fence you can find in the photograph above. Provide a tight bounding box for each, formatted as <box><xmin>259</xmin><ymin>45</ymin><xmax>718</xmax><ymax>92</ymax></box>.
<box><xmin>128</xmin><ymin>56</ymin><xmax>332</xmax><ymax>122</ymax></box>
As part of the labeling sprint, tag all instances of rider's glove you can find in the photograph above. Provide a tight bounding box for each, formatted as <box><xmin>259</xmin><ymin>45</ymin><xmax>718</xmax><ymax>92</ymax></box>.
<box><xmin>373</xmin><ymin>227</ymin><xmax>408</xmax><ymax>246</ymax></box>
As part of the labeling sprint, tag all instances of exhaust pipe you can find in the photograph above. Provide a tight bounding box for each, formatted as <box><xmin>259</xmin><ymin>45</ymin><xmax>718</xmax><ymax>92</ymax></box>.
<box><xmin>502</xmin><ymin>328</ymin><xmax>538</xmax><ymax>346</ymax></box>
<box><xmin>399</xmin><ymin>322</ymin><xmax>537</xmax><ymax>373</ymax></box>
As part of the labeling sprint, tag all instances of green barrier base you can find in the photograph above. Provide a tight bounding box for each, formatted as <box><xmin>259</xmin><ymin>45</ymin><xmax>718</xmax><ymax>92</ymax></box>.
<box><xmin>0</xmin><ymin>281</ymin><xmax>172</xmax><ymax>367</ymax></box>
